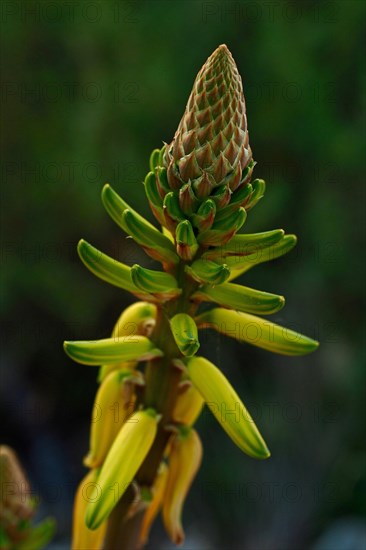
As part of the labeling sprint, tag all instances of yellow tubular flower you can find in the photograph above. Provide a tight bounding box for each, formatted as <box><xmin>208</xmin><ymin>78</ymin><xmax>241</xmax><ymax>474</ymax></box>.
<box><xmin>85</xmin><ymin>409</ymin><xmax>160</xmax><ymax>530</ymax></box>
<box><xmin>172</xmin><ymin>382</ymin><xmax>204</xmax><ymax>426</ymax></box>
<box><xmin>83</xmin><ymin>370</ymin><xmax>139</xmax><ymax>469</ymax></box>
<box><xmin>98</xmin><ymin>301</ymin><xmax>157</xmax><ymax>382</ymax></box>
<box><xmin>112</xmin><ymin>302</ymin><xmax>157</xmax><ymax>338</ymax></box>
<box><xmin>72</xmin><ymin>469</ymin><xmax>106</xmax><ymax>550</ymax></box>
<box><xmin>162</xmin><ymin>428</ymin><xmax>203</xmax><ymax>545</ymax></box>
<box><xmin>186</xmin><ymin>356</ymin><xmax>270</xmax><ymax>459</ymax></box>
<box><xmin>139</xmin><ymin>462</ymin><xmax>169</xmax><ymax>547</ymax></box>
<box><xmin>98</xmin><ymin>361</ymin><xmax>136</xmax><ymax>382</ymax></box>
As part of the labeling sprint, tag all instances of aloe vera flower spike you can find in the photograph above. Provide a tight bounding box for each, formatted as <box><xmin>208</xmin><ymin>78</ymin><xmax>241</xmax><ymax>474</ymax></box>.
<box><xmin>65</xmin><ymin>44</ymin><xmax>319</xmax><ymax>549</ymax></box>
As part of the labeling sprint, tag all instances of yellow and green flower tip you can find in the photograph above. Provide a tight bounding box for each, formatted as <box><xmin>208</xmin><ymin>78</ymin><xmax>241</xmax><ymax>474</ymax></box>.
<box><xmin>195</xmin><ymin>308</ymin><xmax>319</xmax><ymax>356</ymax></box>
<box><xmin>63</xmin><ymin>335</ymin><xmax>163</xmax><ymax>366</ymax></box>
<box><xmin>197</xmin><ymin>207</ymin><xmax>247</xmax><ymax>247</ymax></box>
<box><xmin>77</xmin><ymin>239</ymin><xmax>145</xmax><ymax>296</ymax></box>
<box><xmin>101</xmin><ymin>183</ymin><xmax>179</xmax><ymax>268</ymax></box>
<box><xmin>83</xmin><ymin>370</ymin><xmax>138</xmax><ymax>469</ymax></box>
<box><xmin>202</xmin><ymin>228</ymin><xmax>285</xmax><ymax>260</ymax></box>
<box><xmin>72</xmin><ymin>469</ymin><xmax>106</xmax><ymax>550</ymax></box>
<box><xmin>144</xmin><ymin>171</ymin><xmax>166</xmax><ymax>226</ymax></box>
<box><xmin>162</xmin><ymin>427</ymin><xmax>203</xmax><ymax>545</ymax></box>
<box><xmin>191</xmin><ymin>199</ymin><xmax>216</xmax><ymax>231</ymax></box>
<box><xmin>186</xmin><ymin>356</ymin><xmax>270</xmax><ymax>459</ymax></box>
<box><xmin>97</xmin><ymin>301</ymin><xmax>157</xmax><ymax>382</ymax></box>
<box><xmin>172</xmin><ymin>381</ymin><xmax>205</xmax><ymax>426</ymax></box>
<box><xmin>130</xmin><ymin>265</ymin><xmax>181</xmax><ymax>301</ymax></box>
<box><xmin>139</xmin><ymin>462</ymin><xmax>169</xmax><ymax>547</ymax></box>
<box><xmin>193</xmin><ymin>281</ymin><xmax>285</xmax><ymax>315</ymax></box>
<box><xmin>163</xmin><ymin>192</ymin><xmax>185</xmax><ymax>233</ymax></box>
<box><xmin>175</xmin><ymin>220</ymin><xmax>199</xmax><ymax>261</ymax></box>
<box><xmin>122</xmin><ymin>209</ymin><xmax>179</xmax><ymax>267</ymax></box>
<box><xmin>185</xmin><ymin>258</ymin><xmax>231</xmax><ymax>285</ymax></box>
<box><xmin>111</xmin><ymin>301</ymin><xmax>157</xmax><ymax>338</ymax></box>
<box><xmin>170</xmin><ymin>313</ymin><xmax>200</xmax><ymax>357</ymax></box>
<box><xmin>97</xmin><ymin>363</ymin><xmax>135</xmax><ymax>384</ymax></box>
<box><xmin>85</xmin><ymin>409</ymin><xmax>160</xmax><ymax>530</ymax></box>
<box><xmin>225</xmin><ymin>235</ymin><xmax>297</xmax><ymax>280</ymax></box>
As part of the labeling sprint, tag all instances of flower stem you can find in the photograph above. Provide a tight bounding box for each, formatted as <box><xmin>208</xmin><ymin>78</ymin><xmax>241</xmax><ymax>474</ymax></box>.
<box><xmin>103</xmin><ymin>270</ymin><xmax>199</xmax><ymax>548</ymax></box>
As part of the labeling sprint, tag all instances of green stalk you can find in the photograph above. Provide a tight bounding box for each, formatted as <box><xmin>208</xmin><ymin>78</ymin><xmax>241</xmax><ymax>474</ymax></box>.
<box><xmin>103</xmin><ymin>275</ymin><xmax>199</xmax><ymax>549</ymax></box>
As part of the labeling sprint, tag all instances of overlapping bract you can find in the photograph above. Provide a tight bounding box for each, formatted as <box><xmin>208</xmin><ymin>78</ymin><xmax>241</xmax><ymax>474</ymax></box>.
<box><xmin>144</xmin><ymin>46</ymin><xmax>266</xmax><ymax>259</ymax></box>
<box><xmin>65</xmin><ymin>43</ymin><xmax>319</xmax><ymax>548</ymax></box>
<box><xmin>165</xmin><ymin>45</ymin><xmax>252</xmax><ymax>191</ymax></box>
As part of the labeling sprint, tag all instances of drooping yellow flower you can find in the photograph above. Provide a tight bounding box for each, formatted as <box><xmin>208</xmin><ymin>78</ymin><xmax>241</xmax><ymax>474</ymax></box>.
<box><xmin>162</xmin><ymin>428</ymin><xmax>202</xmax><ymax>545</ymax></box>
<box><xmin>72</xmin><ymin>469</ymin><xmax>106</xmax><ymax>550</ymax></box>
<box><xmin>83</xmin><ymin>369</ymin><xmax>139</xmax><ymax>469</ymax></box>
<box><xmin>172</xmin><ymin>381</ymin><xmax>204</xmax><ymax>426</ymax></box>
<box><xmin>195</xmin><ymin>307</ymin><xmax>319</xmax><ymax>356</ymax></box>
<box><xmin>85</xmin><ymin>409</ymin><xmax>160</xmax><ymax>530</ymax></box>
<box><xmin>138</xmin><ymin>462</ymin><xmax>168</xmax><ymax>547</ymax></box>
<box><xmin>186</xmin><ymin>356</ymin><xmax>270</xmax><ymax>459</ymax></box>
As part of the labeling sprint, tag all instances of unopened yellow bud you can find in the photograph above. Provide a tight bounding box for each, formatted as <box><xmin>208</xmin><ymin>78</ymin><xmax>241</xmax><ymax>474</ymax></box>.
<box><xmin>186</xmin><ymin>356</ymin><xmax>270</xmax><ymax>459</ymax></box>
<box><xmin>112</xmin><ymin>302</ymin><xmax>157</xmax><ymax>338</ymax></box>
<box><xmin>84</xmin><ymin>370</ymin><xmax>139</xmax><ymax>469</ymax></box>
<box><xmin>98</xmin><ymin>301</ymin><xmax>156</xmax><ymax>382</ymax></box>
<box><xmin>72</xmin><ymin>469</ymin><xmax>106</xmax><ymax>550</ymax></box>
<box><xmin>172</xmin><ymin>382</ymin><xmax>204</xmax><ymax>426</ymax></box>
<box><xmin>162</xmin><ymin>428</ymin><xmax>202</xmax><ymax>545</ymax></box>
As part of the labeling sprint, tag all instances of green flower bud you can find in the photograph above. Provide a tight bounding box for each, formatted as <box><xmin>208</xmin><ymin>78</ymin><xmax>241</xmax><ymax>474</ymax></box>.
<box><xmin>165</xmin><ymin>45</ymin><xmax>252</xmax><ymax>191</ymax></box>
<box><xmin>169</xmin><ymin>313</ymin><xmax>200</xmax><ymax>357</ymax></box>
<box><xmin>143</xmin><ymin>46</ymin><xmax>269</xmax><ymax>248</ymax></box>
<box><xmin>175</xmin><ymin>220</ymin><xmax>199</xmax><ymax>261</ymax></box>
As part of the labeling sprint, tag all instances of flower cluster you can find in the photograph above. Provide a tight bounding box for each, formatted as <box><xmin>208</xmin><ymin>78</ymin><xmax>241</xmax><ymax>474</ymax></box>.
<box><xmin>65</xmin><ymin>45</ymin><xmax>318</xmax><ymax>549</ymax></box>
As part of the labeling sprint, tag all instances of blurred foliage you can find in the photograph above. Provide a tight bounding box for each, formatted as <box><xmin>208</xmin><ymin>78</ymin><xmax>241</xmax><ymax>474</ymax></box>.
<box><xmin>1</xmin><ymin>1</ymin><xmax>365</xmax><ymax>548</ymax></box>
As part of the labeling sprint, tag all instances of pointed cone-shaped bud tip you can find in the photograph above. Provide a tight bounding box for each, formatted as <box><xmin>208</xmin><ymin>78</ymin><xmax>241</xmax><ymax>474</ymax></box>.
<box><xmin>165</xmin><ymin>45</ymin><xmax>252</xmax><ymax>191</ymax></box>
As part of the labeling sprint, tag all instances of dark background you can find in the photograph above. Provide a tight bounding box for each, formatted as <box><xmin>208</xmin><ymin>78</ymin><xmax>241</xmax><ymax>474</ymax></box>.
<box><xmin>1</xmin><ymin>1</ymin><xmax>365</xmax><ymax>549</ymax></box>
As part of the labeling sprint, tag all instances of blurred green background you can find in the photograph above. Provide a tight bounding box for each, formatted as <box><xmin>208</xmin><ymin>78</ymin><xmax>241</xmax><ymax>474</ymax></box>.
<box><xmin>1</xmin><ymin>1</ymin><xmax>365</xmax><ymax>548</ymax></box>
